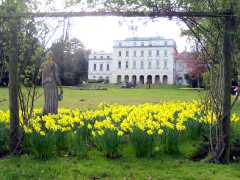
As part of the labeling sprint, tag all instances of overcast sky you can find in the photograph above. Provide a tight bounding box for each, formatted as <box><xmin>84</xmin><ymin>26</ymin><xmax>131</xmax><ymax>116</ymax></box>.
<box><xmin>37</xmin><ymin>0</ymin><xmax>192</xmax><ymax>53</ymax></box>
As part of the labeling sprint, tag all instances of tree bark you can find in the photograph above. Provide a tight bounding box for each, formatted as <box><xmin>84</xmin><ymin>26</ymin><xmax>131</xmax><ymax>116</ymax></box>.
<box><xmin>220</xmin><ymin>13</ymin><xmax>234</xmax><ymax>163</ymax></box>
<box><xmin>8</xmin><ymin>19</ymin><xmax>21</xmax><ymax>154</ymax></box>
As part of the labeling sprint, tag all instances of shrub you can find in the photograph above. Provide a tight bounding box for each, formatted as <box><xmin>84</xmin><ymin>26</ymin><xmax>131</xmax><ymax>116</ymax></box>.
<box><xmin>130</xmin><ymin>128</ymin><xmax>155</xmax><ymax>158</ymax></box>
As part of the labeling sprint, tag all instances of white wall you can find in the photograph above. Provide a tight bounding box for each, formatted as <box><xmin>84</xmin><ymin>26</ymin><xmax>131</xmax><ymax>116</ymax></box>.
<box><xmin>175</xmin><ymin>61</ymin><xmax>189</xmax><ymax>85</ymax></box>
<box><xmin>88</xmin><ymin>37</ymin><xmax>177</xmax><ymax>85</ymax></box>
<box><xmin>111</xmin><ymin>38</ymin><xmax>176</xmax><ymax>84</ymax></box>
<box><xmin>88</xmin><ymin>52</ymin><xmax>113</xmax><ymax>82</ymax></box>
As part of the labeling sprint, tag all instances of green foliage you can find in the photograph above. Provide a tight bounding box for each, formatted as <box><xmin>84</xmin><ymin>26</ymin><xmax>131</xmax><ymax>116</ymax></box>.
<box><xmin>0</xmin><ymin>123</ymin><xmax>9</xmax><ymax>153</ymax></box>
<box><xmin>130</xmin><ymin>128</ymin><xmax>155</xmax><ymax>158</ymax></box>
<box><xmin>161</xmin><ymin>128</ymin><xmax>180</xmax><ymax>154</ymax></box>
<box><xmin>55</xmin><ymin>131</ymin><xmax>72</xmax><ymax>154</ymax></box>
<box><xmin>95</xmin><ymin>129</ymin><xmax>123</xmax><ymax>158</ymax></box>
<box><xmin>184</xmin><ymin>119</ymin><xmax>206</xmax><ymax>140</ymax></box>
<box><xmin>202</xmin><ymin>71</ymin><xmax>210</xmax><ymax>89</ymax></box>
<box><xmin>27</xmin><ymin>126</ymin><xmax>91</xmax><ymax>159</ymax></box>
<box><xmin>69</xmin><ymin>127</ymin><xmax>90</xmax><ymax>158</ymax></box>
<box><xmin>0</xmin><ymin>2</ymin><xmax>46</xmax><ymax>157</ymax></box>
<box><xmin>231</xmin><ymin>122</ymin><xmax>240</xmax><ymax>142</ymax></box>
<box><xmin>25</xmin><ymin>132</ymin><xmax>56</xmax><ymax>160</ymax></box>
<box><xmin>51</xmin><ymin>38</ymin><xmax>89</xmax><ymax>85</ymax></box>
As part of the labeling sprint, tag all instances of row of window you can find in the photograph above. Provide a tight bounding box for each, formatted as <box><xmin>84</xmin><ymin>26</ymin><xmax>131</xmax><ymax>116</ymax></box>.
<box><xmin>116</xmin><ymin>75</ymin><xmax>169</xmax><ymax>84</ymax></box>
<box><xmin>93</xmin><ymin>64</ymin><xmax>110</xmax><ymax>71</ymax></box>
<box><xmin>117</xmin><ymin>60</ymin><xmax>168</xmax><ymax>70</ymax></box>
<box><xmin>118</xmin><ymin>41</ymin><xmax>168</xmax><ymax>47</ymax></box>
<box><xmin>118</xmin><ymin>50</ymin><xmax>168</xmax><ymax>57</ymax></box>
<box><xmin>93</xmin><ymin>60</ymin><xmax>168</xmax><ymax>71</ymax></box>
<box><xmin>93</xmin><ymin>76</ymin><xmax>109</xmax><ymax>80</ymax></box>
<box><xmin>93</xmin><ymin>55</ymin><xmax>111</xmax><ymax>60</ymax></box>
<box><xmin>177</xmin><ymin>63</ymin><xmax>186</xmax><ymax>72</ymax></box>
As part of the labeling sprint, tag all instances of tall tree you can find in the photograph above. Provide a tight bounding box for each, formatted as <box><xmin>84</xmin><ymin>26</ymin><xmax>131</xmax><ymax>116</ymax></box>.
<box><xmin>51</xmin><ymin>37</ymin><xmax>89</xmax><ymax>85</ymax></box>
<box><xmin>0</xmin><ymin>0</ymin><xmax>49</xmax><ymax>154</ymax></box>
<box><xmin>1</xmin><ymin>0</ymin><xmax>26</xmax><ymax>154</ymax></box>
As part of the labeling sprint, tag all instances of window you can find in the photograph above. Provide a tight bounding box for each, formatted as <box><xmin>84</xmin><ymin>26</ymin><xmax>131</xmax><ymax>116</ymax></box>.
<box><xmin>126</xmin><ymin>51</ymin><xmax>129</xmax><ymax>57</ymax></box>
<box><xmin>118</xmin><ymin>61</ymin><xmax>121</xmax><ymax>69</ymax></box>
<box><xmin>100</xmin><ymin>64</ymin><xmax>103</xmax><ymax>71</ymax></box>
<box><xmin>141</xmin><ymin>50</ymin><xmax>144</xmax><ymax>57</ymax></box>
<box><xmin>93</xmin><ymin>64</ymin><xmax>97</xmax><ymax>71</ymax></box>
<box><xmin>133</xmin><ymin>61</ymin><xmax>136</xmax><ymax>69</ymax></box>
<box><xmin>164</xmin><ymin>41</ymin><xmax>168</xmax><ymax>46</ymax></box>
<box><xmin>141</xmin><ymin>42</ymin><xmax>144</xmax><ymax>46</ymax></box>
<box><xmin>119</xmin><ymin>42</ymin><xmax>122</xmax><ymax>47</ymax></box>
<box><xmin>100</xmin><ymin>56</ymin><xmax>103</xmax><ymax>59</ymax></box>
<box><xmin>117</xmin><ymin>75</ymin><xmax>122</xmax><ymax>83</ymax></box>
<box><xmin>140</xmin><ymin>61</ymin><xmax>144</xmax><ymax>69</ymax></box>
<box><xmin>164</xmin><ymin>61</ymin><xmax>167</xmax><ymax>69</ymax></box>
<box><xmin>164</xmin><ymin>50</ymin><xmax>168</xmax><ymax>57</ymax></box>
<box><xmin>134</xmin><ymin>50</ymin><xmax>137</xmax><ymax>57</ymax></box>
<box><xmin>107</xmin><ymin>56</ymin><xmax>110</xmax><ymax>59</ymax></box>
<box><xmin>148</xmin><ymin>50</ymin><xmax>152</xmax><ymax>57</ymax></box>
<box><xmin>148</xmin><ymin>62</ymin><xmax>152</xmax><ymax>69</ymax></box>
<box><xmin>107</xmin><ymin>64</ymin><xmax>110</xmax><ymax>71</ymax></box>
<box><xmin>118</xmin><ymin>51</ymin><xmax>122</xmax><ymax>57</ymax></box>
<box><xmin>133</xmin><ymin>42</ymin><xmax>137</xmax><ymax>46</ymax></box>
<box><xmin>156</xmin><ymin>50</ymin><xmax>160</xmax><ymax>56</ymax></box>
<box><xmin>126</xmin><ymin>61</ymin><xmax>129</xmax><ymax>69</ymax></box>
<box><xmin>156</xmin><ymin>60</ymin><xmax>160</xmax><ymax>69</ymax></box>
<box><xmin>179</xmin><ymin>63</ymin><xmax>184</xmax><ymax>71</ymax></box>
<box><xmin>94</xmin><ymin>56</ymin><xmax>97</xmax><ymax>59</ymax></box>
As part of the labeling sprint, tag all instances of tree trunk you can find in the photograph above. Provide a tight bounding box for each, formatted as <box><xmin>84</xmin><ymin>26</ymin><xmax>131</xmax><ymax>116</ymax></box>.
<box><xmin>220</xmin><ymin>14</ymin><xmax>234</xmax><ymax>163</ymax></box>
<box><xmin>8</xmin><ymin>20</ymin><xmax>21</xmax><ymax>155</ymax></box>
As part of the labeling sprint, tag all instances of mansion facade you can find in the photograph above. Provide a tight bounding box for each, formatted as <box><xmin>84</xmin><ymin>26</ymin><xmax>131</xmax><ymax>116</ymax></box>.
<box><xmin>88</xmin><ymin>37</ymin><xmax>195</xmax><ymax>85</ymax></box>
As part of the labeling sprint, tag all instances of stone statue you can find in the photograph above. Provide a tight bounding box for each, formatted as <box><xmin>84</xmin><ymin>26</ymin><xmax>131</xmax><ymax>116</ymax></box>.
<box><xmin>41</xmin><ymin>51</ymin><xmax>63</xmax><ymax>114</ymax></box>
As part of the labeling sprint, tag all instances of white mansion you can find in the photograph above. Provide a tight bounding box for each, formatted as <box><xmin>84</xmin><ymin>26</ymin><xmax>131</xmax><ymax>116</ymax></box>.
<box><xmin>88</xmin><ymin>37</ymin><xmax>193</xmax><ymax>85</ymax></box>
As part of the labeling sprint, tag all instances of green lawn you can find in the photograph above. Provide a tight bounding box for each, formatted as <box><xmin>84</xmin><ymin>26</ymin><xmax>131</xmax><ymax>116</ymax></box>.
<box><xmin>0</xmin><ymin>86</ymin><xmax>206</xmax><ymax>111</ymax></box>
<box><xmin>0</xmin><ymin>86</ymin><xmax>240</xmax><ymax>179</ymax></box>
<box><xmin>1</xmin><ymin>86</ymin><xmax>239</xmax><ymax>112</ymax></box>
<box><xmin>1</xmin><ymin>143</ymin><xmax>240</xmax><ymax>180</ymax></box>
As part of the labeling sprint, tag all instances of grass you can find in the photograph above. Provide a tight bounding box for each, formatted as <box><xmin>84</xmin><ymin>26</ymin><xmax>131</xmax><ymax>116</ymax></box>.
<box><xmin>1</xmin><ymin>143</ymin><xmax>240</xmax><ymax>180</ymax></box>
<box><xmin>0</xmin><ymin>86</ymin><xmax>204</xmax><ymax>111</ymax></box>
<box><xmin>0</xmin><ymin>85</ymin><xmax>240</xmax><ymax>179</ymax></box>
<box><xmin>1</xmin><ymin>85</ymin><xmax>239</xmax><ymax>112</ymax></box>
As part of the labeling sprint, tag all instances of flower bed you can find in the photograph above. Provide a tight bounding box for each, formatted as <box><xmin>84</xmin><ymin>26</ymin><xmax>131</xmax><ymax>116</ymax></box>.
<box><xmin>0</xmin><ymin>101</ymin><xmax>239</xmax><ymax>159</ymax></box>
